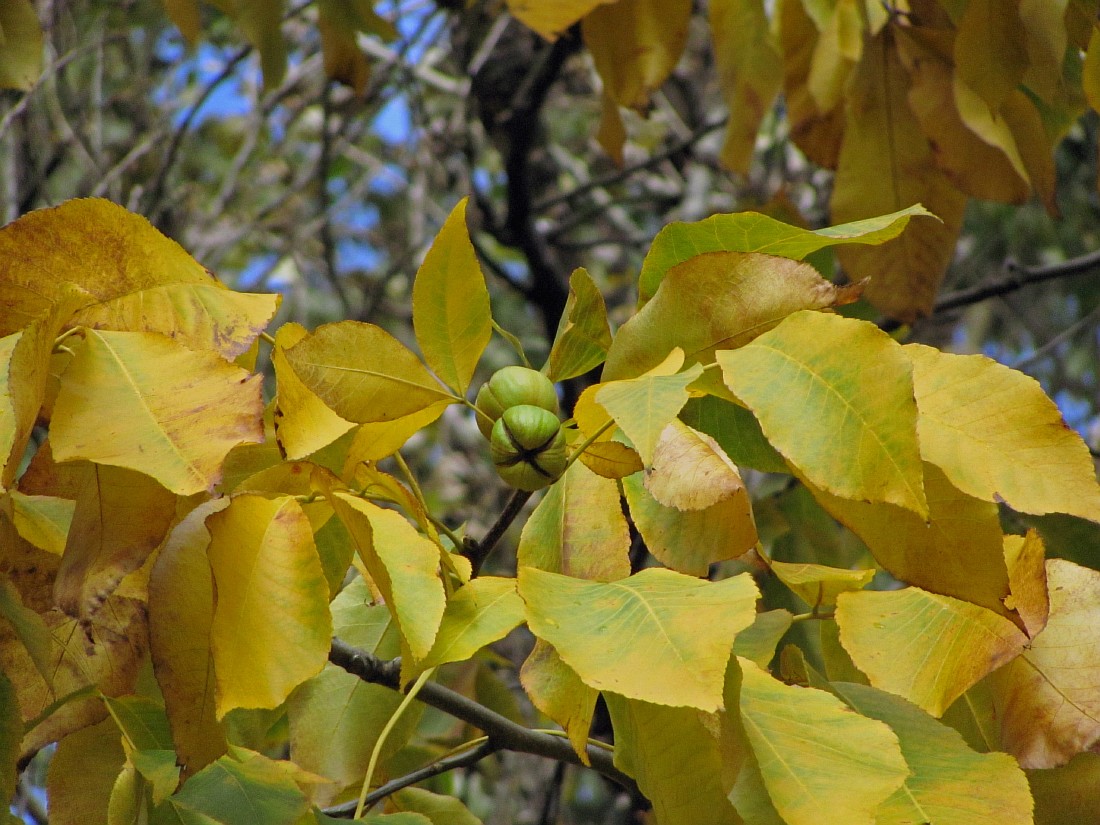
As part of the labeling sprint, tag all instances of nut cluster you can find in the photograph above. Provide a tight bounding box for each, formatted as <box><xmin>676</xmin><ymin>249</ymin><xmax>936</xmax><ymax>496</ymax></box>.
<box><xmin>475</xmin><ymin>367</ymin><xmax>565</xmax><ymax>491</ymax></box>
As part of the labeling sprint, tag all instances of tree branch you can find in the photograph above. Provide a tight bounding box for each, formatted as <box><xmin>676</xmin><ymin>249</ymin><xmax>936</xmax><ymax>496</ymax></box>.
<box><xmin>461</xmin><ymin>488</ymin><xmax>532</xmax><ymax>576</ymax></box>
<box><xmin>328</xmin><ymin>638</ymin><xmax>638</xmax><ymax>796</ymax></box>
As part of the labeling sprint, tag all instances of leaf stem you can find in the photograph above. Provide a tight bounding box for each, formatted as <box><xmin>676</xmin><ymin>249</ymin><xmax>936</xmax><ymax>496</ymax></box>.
<box><xmin>562</xmin><ymin>417</ymin><xmax>617</xmax><ymax>473</ymax></box>
<box><xmin>790</xmin><ymin>609</ymin><xmax>835</xmax><ymax>623</ymax></box>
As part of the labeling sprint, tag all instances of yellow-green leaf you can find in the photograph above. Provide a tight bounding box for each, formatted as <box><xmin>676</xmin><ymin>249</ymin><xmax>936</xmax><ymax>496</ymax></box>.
<box><xmin>519</xmin><ymin>566</ymin><xmax>758</xmax><ymax>711</ymax></box>
<box><xmin>571</xmin><ymin>384</ymin><xmax>643</xmax><ymax>479</ymax></box>
<box><xmin>545</xmin><ymin>267</ymin><xmax>613</xmax><ymax>382</ymax></box>
<box><xmin>51</xmin><ymin>329</ymin><xmax>264</xmax><ymax>495</ymax></box>
<box><xmin>207</xmin><ymin>495</ymin><xmax>332</xmax><ymax>717</ymax></box>
<box><xmin>0</xmin><ymin>0</ymin><xmax>42</xmax><ymax>90</ymax></box>
<box><xmin>831</xmin><ymin>32</ymin><xmax>967</xmax><ymax>321</ymax></box>
<box><xmin>988</xmin><ymin>559</ymin><xmax>1100</xmax><ymax>768</ymax></box>
<box><xmin>835</xmin><ymin>587</ymin><xmax>1028</xmax><ymax>717</ymax></box>
<box><xmin>517</xmin><ymin>458</ymin><xmax>632</xmax><ymax>581</ymax></box>
<box><xmin>285</xmin><ymin>321</ymin><xmax>456</xmax><ymax>423</ymax></box>
<box><xmin>643</xmin><ymin>418</ymin><xmax>747</xmax><ymax>511</ymax></box>
<box><xmin>505</xmin><ymin>0</ymin><xmax>615</xmax><ymax>40</ymax></box>
<box><xmin>273</xmin><ymin>322</ymin><xmax>356</xmax><ymax>460</ymax></box>
<box><xmin>0</xmin><ymin>669</ymin><xmax>17</xmax><ymax>806</ymax></box>
<box><xmin>608</xmin><ymin>251</ymin><xmax>861</xmax><ymax>379</ymax></box>
<box><xmin>412</xmin><ymin>198</ymin><xmax>491</xmax><ymax>395</ymax></box>
<box><xmin>328</xmin><ymin>494</ymin><xmax>445</xmax><ymax>663</ymax></box>
<box><xmin>719</xmin><ymin>311</ymin><xmax>927</xmax><ymax>516</ymax></box>
<box><xmin>391</xmin><ymin>787</ymin><xmax>483</xmax><ymax>825</ymax></box>
<box><xmin>768</xmin><ymin>561</ymin><xmax>874</xmax><ymax>608</ymax></box>
<box><xmin>46</xmin><ymin>718</ymin><xmax>125</xmax><ymax>825</ymax></box>
<box><xmin>1028</xmin><ymin>752</ymin><xmax>1100</xmax><ymax>825</ymax></box>
<box><xmin>709</xmin><ymin>0</ymin><xmax>782</xmax><ymax>173</ymax></box>
<box><xmin>7</xmin><ymin>491</ymin><xmax>74</xmax><ymax>555</ymax></box>
<box><xmin>519</xmin><ymin>639</ymin><xmax>597</xmax><ymax>764</ymax></box>
<box><xmin>605</xmin><ymin>693</ymin><xmax>740</xmax><ymax>825</ymax></box>
<box><xmin>737</xmin><ymin>657</ymin><xmax>908</xmax><ymax>825</ymax></box>
<box><xmin>1084</xmin><ymin>23</ymin><xmax>1100</xmax><ymax>111</ymax></box>
<box><xmin>1004</xmin><ymin>529</ymin><xmax>1049</xmax><ymax>637</ymax></box>
<box><xmin>417</xmin><ymin>577</ymin><xmax>525</xmax><ymax>671</ymax></box>
<box><xmin>149</xmin><ymin>498</ymin><xmax>230</xmax><ymax>778</ymax></box>
<box><xmin>907</xmin><ymin>343</ymin><xmax>1100</xmax><ymax>521</ymax></box>
<box><xmin>234</xmin><ymin>0</ymin><xmax>287</xmax><ymax>88</ymax></box>
<box><xmin>733</xmin><ymin>609</ymin><xmax>794</xmax><ymax>668</ymax></box>
<box><xmin>317</xmin><ymin>0</ymin><xmax>395</xmax><ymax>94</ymax></box>
<box><xmin>834</xmin><ymin>682</ymin><xmax>1033</xmax><ymax>825</ymax></box>
<box><xmin>583</xmin><ymin>0</ymin><xmax>691</xmax><ymax>111</ymax></box>
<box><xmin>680</xmin><ymin>394</ymin><xmax>788</xmax><ymax>474</ymax></box>
<box><xmin>955</xmin><ymin>0</ymin><xmax>1028</xmax><ymax>113</ymax></box>
<box><xmin>623</xmin><ymin>469</ymin><xmax>757</xmax><ymax>577</ymax></box>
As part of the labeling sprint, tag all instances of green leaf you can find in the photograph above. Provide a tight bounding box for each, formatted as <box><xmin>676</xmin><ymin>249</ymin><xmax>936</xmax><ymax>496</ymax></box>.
<box><xmin>51</xmin><ymin>329</ymin><xmax>264</xmax><ymax>495</ymax></box>
<box><xmin>103</xmin><ymin>695</ymin><xmax>175</xmax><ymax>751</ymax></box>
<box><xmin>391</xmin><ymin>787</ymin><xmax>484</xmax><ymax>825</ymax></box>
<box><xmin>131</xmin><ymin>749</ymin><xmax>183</xmax><ymax>805</ymax></box>
<box><xmin>519</xmin><ymin>566</ymin><xmax>758</xmax><ymax>711</ymax></box>
<box><xmin>605</xmin><ymin>693</ymin><xmax>740</xmax><ymax>825</ymax></box>
<box><xmin>207</xmin><ymin>495</ymin><xmax>332</xmax><ymax>716</ymax></box>
<box><xmin>285</xmin><ymin>321</ymin><xmax>456</xmax><ymax>423</ymax></box>
<box><xmin>737</xmin><ymin>658</ymin><xmax>908</xmax><ymax>825</ymax></box>
<box><xmin>906</xmin><ymin>343</ymin><xmax>1100</xmax><ymax>521</ymax></box>
<box><xmin>167</xmin><ymin>748</ymin><xmax>310</xmax><ymax>825</ymax></box>
<box><xmin>7</xmin><ymin>491</ymin><xmax>74</xmax><ymax>555</ymax></box>
<box><xmin>733</xmin><ymin>609</ymin><xmax>794</xmax><ymax>668</ymax></box>
<box><xmin>719</xmin><ymin>311</ymin><xmax>927</xmax><ymax>516</ymax></box>
<box><xmin>234</xmin><ymin>0</ymin><xmax>287</xmax><ymax>88</ymax></box>
<box><xmin>835</xmin><ymin>587</ymin><xmax>1028</xmax><ymax>717</ymax></box>
<box><xmin>0</xmin><ymin>0</ymin><xmax>42</xmax><ymax>90</ymax></box>
<box><xmin>517</xmin><ymin>458</ymin><xmax>632</xmax><ymax>581</ymax></box>
<box><xmin>595</xmin><ymin>358</ymin><xmax>703</xmax><ymax>466</ymax></box>
<box><xmin>416</xmin><ymin>577</ymin><xmax>525</xmax><ymax>671</ymax></box>
<box><xmin>412</xmin><ymin>198</ymin><xmax>491</xmax><ymax>395</ymax></box>
<box><xmin>606</xmin><ymin>252</ymin><xmax>861</xmax><ymax>380</ymax></box>
<box><xmin>834</xmin><ymin>682</ymin><xmax>1033</xmax><ymax>825</ymax></box>
<box><xmin>768</xmin><ymin>561</ymin><xmax>874</xmax><ymax>608</ymax></box>
<box><xmin>1029</xmin><ymin>752</ymin><xmax>1100</xmax><ymax>825</ymax></box>
<box><xmin>637</xmin><ymin>204</ymin><xmax>932</xmax><ymax>304</ymax></box>
<box><xmin>679</xmin><ymin>395</ymin><xmax>788</xmax><ymax>474</ymax></box>
<box><xmin>545</xmin><ymin>267</ymin><xmax>613</xmax><ymax>382</ymax></box>
<box><xmin>328</xmin><ymin>493</ymin><xmax>445</xmax><ymax>663</ymax></box>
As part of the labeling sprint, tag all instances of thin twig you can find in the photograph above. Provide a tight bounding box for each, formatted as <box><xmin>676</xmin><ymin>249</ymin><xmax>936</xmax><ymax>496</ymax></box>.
<box><xmin>463</xmin><ymin>488</ymin><xmax>533</xmax><ymax>576</ymax></box>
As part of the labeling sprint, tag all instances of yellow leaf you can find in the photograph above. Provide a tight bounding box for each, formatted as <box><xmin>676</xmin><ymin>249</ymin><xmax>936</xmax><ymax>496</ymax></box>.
<box><xmin>778</xmin><ymin>0</ymin><xmax>844</xmax><ymax>168</ymax></box>
<box><xmin>710</xmin><ymin>0</ymin><xmax>783</xmax><ymax>173</ymax></box>
<box><xmin>273</xmin><ymin>322</ymin><xmax>356</xmax><ymax>460</ymax></box>
<box><xmin>835</xmin><ymin>683</ymin><xmax>1033</xmax><ymax>825</ymax></box>
<box><xmin>955</xmin><ymin>0</ymin><xmax>1029</xmax><ymax>113</ymax></box>
<box><xmin>505</xmin><ymin>0</ymin><xmax>617</xmax><ymax>40</ymax></box>
<box><xmin>737</xmin><ymin>657</ymin><xmax>908</xmax><ymax>825</ymax></box>
<box><xmin>605</xmin><ymin>693</ymin><xmax>740</xmax><ymax>824</ymax></box>
<box><xmin>719</xmin><ymin>311</ymin><xmax>928</xmax><ymax>516</ymax></box>
<box><xmin>805</xmin><ymin>463</ymin><xmax>1013</xmax><ymax>615</ymax></box>
<box><xmin>207</xmin><ymin>495</ymin><xmax>332</xmax><ymax>716</ymax></box>
<box><xmin>340</xmin><ymin>401</ymin><xmax>448</xmax><ymax>469</ymax></box>
<box><xmin>317</xmin><ymin>0</ymin><xmax>382</xmax><ymax>94</ymax></box>
<box><xmin>623</xmin><ymin>470</ymin><xmax>756</xmax><ymax>577</ymax></box>
<box><xmin>545</xmin><ymin>267</ymin><xmax>613</xmax><ymax>382</ymax></box>
<box><xmin>7</xmin><ymin>491</ymin><xmax>74</xmax><ymax>555</ymax></box>
<box><xmin>417</xmin><ymin>577</ymin><xmax>525</xmax><ymax>671</ymax></box>
<box><xmin>582</xmin><ymin>0</ymin><xmax>691</xmax><ymax>110</ymax></box>
<box><xmin>285</xmin><ymin>320</ymin><xmax>456</xmax><ymax>423</ymax></box>
<box><xmin>596</xmin><ymin>90</ymin><xmax>627</xmax><ymax>165</ymax></box>
<box><xmin>53</xmin><ymin>463</ymin><xmax>177</xmax><ymax>622</ymax></box>
<box><xmin>836</xmin><ymin>587</ymin><xmax>1028</xmax><ymax>717</ymax></box>
<box><xmin>831</xmin><ymin>32</ymin><xmax>967</xmax><ymax>321</ymax></box>
<box><xmin>234</xmin><ymin>0</ymin><xmax>286</xmax><ymax>88</ymax></box>
<box><xmin>806</xmin><ymin>0</ymin><xmax>858</xmax><ymax>113</ymax></box>
<box><xmin>517</xmin><ymin>459</ymin><xmax>631</xmax><ymax>581</ymax></box>
<box><xmin>149</xmin><ymin>498</ymin><xmax>230</xmax><ymax>778</ymax></box>
<box><xmin>609</xmin><ymin>251</ymin><xmax>859</xmax><ymax>379</ymax></box>
<box><xmin>571</xmin><ymin>384</ymin><xmax>643</xmax><ymax>479</ymax></box>
<box><xmin>0</xmin><ymin>0</ymin><xmax>42</xmax><ymax>90</ymax></box>
<box><xmin>328</xmin><ymin>494</ymin><xmax>445</xmax><ymax>663</ymax></box>
<box><xmin>46</xmin><ymin>718</ymin><xmax>125</xmax><ymax>825</ymax></box>
<box><xmin>897</xmin><ymin>26</ymin><xmax>1030</xmax><ymax>203</ymax></box>
<box><xmin>907</xmin><ymin>343</ymin><xmax>1100</xmax><ymax>520</ymax></box>
<box><xmin>519</xmin><ymin>566</ymin><xmax>758</xmax><ymax>711</ymax></box>
<box><xmin>412</xmin><ymin>198</ymin><xmax>491</xmax><ymax>395</ymax></box>
<box><xmin>642</xmin><ymin>419</ymin><xmax>746</xmax><ymax>511</ymax></box>
<box><xmin>163</xmin><ymin>0</ymin><xmax>202</xmax><ymax>45</ymax></box>
<box><xmin>51</xmin><ymin>329</ymin><xmax>264</xmax><ymax>496</ymax></box>
<box><xmin>988</xmin><ymin>559</ymin><xmax>1100</xmax><ymax>768</ymax></box>
<box><xmin>520</xmin><ymin>639</ymin><xmax>597</xmax><ymax>765</ymax></box>
<box><xmin>1084</xmin><ymin>23</ymin><xmax>1100</xmax><ymax>111</ymax></box>
<box><xmin>768</xmin><ymin>561</ymin><xmax>874</xmax><ymax>608</ymax></box>
<box><xmin>1004</xmin><ymin>529</ymin><xmax>1049</xmax><ymax>638</ymax></box>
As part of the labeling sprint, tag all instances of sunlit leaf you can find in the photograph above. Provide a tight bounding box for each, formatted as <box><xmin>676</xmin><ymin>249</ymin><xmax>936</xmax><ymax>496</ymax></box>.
<box><xmin>520</xmin><ymin>639</ymin><xmax>597</xmax><ymax>764</ymax></box>
<box><xmin>505</xmin><ymin>0</ymin><xmax>615</xmax><ymax>40</ymax></box>
<box><xmin>571</xmin><ymin>385</ymin><xmax>643</xmax><ymax>479</ymax></box>
<box><xmin>207</xmin><ymin>495</ymin><xmax>332</xmax><ymax>716</ymax></box>
<box><xmin>285</xmin><ymin>321</ymin><xmax>456</xmax><ymax>424</ymax></box>
<box><xmin>610</xmin><ymin>251</ymin><xmax>861</xmax><ymax>378</ymax></box>
<box><xmin>643</xmin><ymin>418</ymin><xmax>746</xmax><ymax>511</ymax></box>
<box><xmin>623</xmin><ymin>470</ymin><xmax>756</xmax><ymax>577</ymax></box>
<box><xmin>341</xmin><ymin>402</ymin><xmax>448</xmax><ymax>470</ymax></box>
<box><xmin>907</xmin><ymin>343</ymin><xmax>1100</xmax><ymax>521</ymax></box>
<box><xmin>988</xmin><ymin>559</ymin><xmax>1100</xmax><ymax>768</ymax></box>
<box><xmin>768</xmin><ymin>561</ymin><xmax>874</xmax><ymax>608</ymax></box>
<box><xmin>605</xmin><ymin>693</ymin><xmax>740</xmax><ymax>825</ymax></box>
<box><xmin>834</xmin><ymin>682</ymin><xmax>1033</xmax><ymax>825</ymax></box>
<box><xmin>417</xmin><ymin>577</ymin><xmax>525</xmax><ymax>671</ymax></box>
<box><xmin>719</xmin><ymin>311</ymin><xmax>927</xmax><ymax>516</ymax></box>
<box><xmin>520</xmin><ymin>566</ymin><xmax>758</xmax><ymax>710</ymax></box>
<box><xmin>545</xmin><ymin>268</ymin><xmax>613</xmax><ymax>382</ymax></box>
<box><xmin>836</xmin><ymin>587</ymin><xmax>1028</xmax><ymax>717</ymax></box>
<box><xmin>51</xmin><ymin>329</ymin><xmax>264</xmax><ymax>495</ymax></box>
<box><xmin>7</xmin><ymin>491</ymin><xmax>74</xmax><ymax>555</ymax></box>
<box><xmin>737</xmin><ymin>658</ymin><xmax>908</xmax><ymax>825</ymax></box>
<box><xmin>412</xmin><ymin>198</ymin><xmax>491</xmax><ymax>396</ymax></box>
<box><xmin>831</xmin><ymin>32</ymin><xmax>966</xmax><ymax>321</ymax></box>
<box><xmin>149</xmin><ymin>498</ymin><xmax>230</xmax><ymax>777</ymax></box>
<box><xmin>583</xmin><ymin>0</ymin><xmax>691</xmax><ymax>111</ymax></box>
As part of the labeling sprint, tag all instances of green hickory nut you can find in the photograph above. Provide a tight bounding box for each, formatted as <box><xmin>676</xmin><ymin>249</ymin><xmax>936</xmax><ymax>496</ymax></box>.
<box><xmin>474</xmin><ymin>365</ymin><xmax>559</xmax><ymax>439</ymax></box>
<box><xmin>490</xmin><ymin>404</ymin><xmax>567</xmax><ymax>491</ymax></box>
